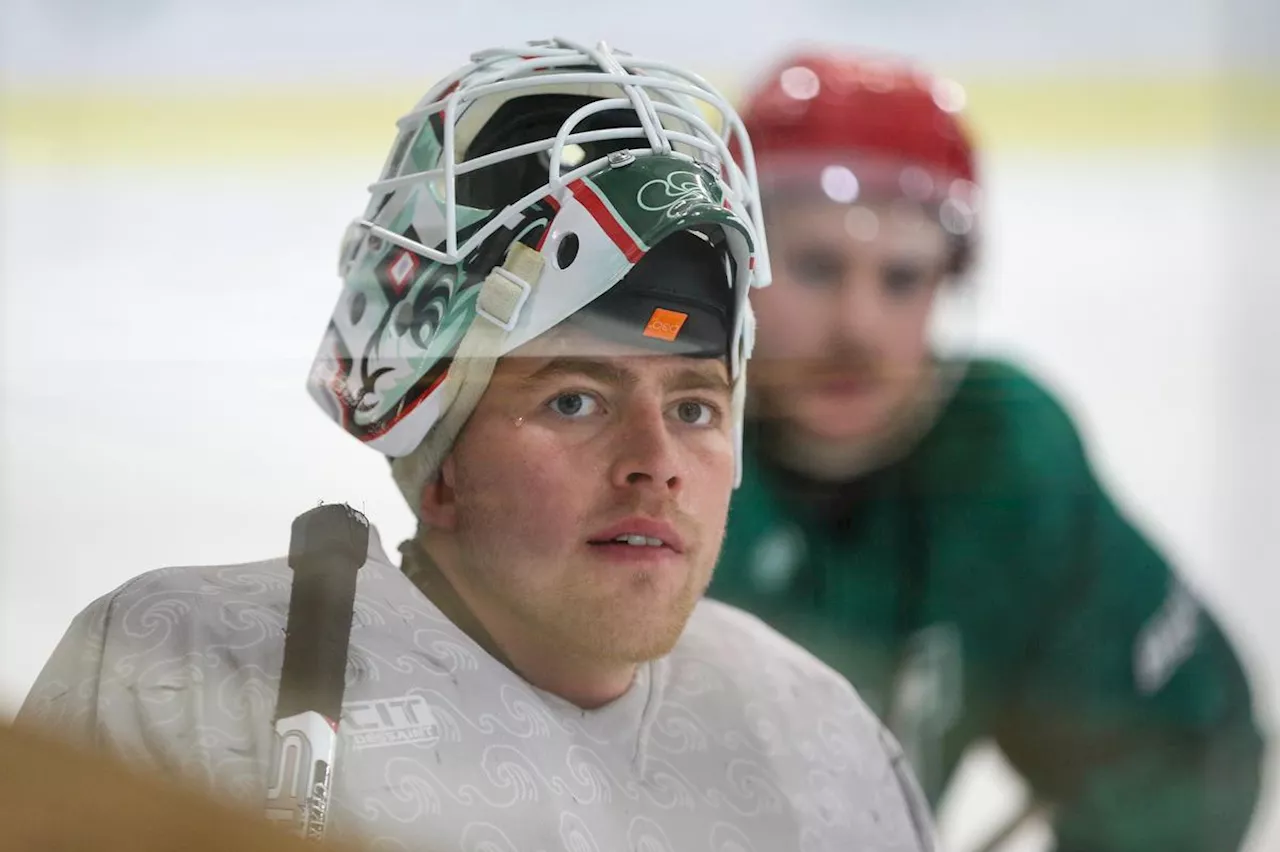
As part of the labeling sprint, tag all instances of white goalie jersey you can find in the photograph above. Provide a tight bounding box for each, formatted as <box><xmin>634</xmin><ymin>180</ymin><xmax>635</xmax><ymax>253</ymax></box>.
<box><xmin>19</xmin><ymin>525</ymin><xmax>934</xmax><ymax>852</ymax></box>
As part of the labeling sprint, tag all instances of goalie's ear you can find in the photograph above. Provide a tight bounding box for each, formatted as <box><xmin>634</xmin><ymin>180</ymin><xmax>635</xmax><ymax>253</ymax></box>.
<box><xmin>417</xmin><ymin>455</ymin><xmax>459</xmax><ymax>532</ymax></box>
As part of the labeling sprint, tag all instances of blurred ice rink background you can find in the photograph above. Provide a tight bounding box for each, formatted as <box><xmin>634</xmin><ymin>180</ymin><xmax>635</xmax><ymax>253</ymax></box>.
<box><xmin>1</xmin><ymin>2</ymin><xmax>1277</xmax><ymax>850</ymax></box>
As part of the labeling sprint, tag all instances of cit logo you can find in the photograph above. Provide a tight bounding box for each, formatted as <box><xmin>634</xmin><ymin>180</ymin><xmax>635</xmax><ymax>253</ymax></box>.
<box><xmin>342</xmin><ymin>695</ymin><xmax>441</xmax><ymax>750</ymax></box>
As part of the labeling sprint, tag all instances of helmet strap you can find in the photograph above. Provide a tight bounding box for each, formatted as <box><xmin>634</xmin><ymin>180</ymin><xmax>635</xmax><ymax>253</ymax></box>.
<box><xmin>390</xmin><ymin>242</ymin><xmax>546</xmax><ymax>518</ymax></box>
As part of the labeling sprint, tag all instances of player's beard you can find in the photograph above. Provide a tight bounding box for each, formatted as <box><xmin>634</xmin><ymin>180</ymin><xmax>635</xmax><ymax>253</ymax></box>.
<box><xmin>527</xmin><ymin>560</ymin><xmax>706</xmax><ymax>665</ymax></box>
<box><xmin>749</xmin><ymin>344</ymin><xmax>940</xmax><ymax>480</ymax></box>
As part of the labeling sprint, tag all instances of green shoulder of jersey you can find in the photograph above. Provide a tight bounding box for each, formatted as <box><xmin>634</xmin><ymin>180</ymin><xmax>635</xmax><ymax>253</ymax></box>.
<box><xmin>711</xmin><ymin>358</ymin><xmax>1265</xmax><ymax>852</ymax></box>
<box><xmin>715</xmin><ymin>356</ymin><xmax>1102</xmax><ymax>626</ymax></box>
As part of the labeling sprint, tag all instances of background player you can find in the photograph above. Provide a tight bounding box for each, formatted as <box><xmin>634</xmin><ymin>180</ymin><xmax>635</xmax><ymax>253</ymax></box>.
<box><xmin>709</xmin><ymin>46</ymin><xmax>1266</xmax><ymax>852</ymax></box>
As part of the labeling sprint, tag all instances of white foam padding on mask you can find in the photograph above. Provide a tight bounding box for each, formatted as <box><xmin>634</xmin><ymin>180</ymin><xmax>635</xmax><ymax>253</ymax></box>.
<box><xmin>390</xmin><ymin>242</ymin><xmax>546</xmax><ymax>517</ymax></box>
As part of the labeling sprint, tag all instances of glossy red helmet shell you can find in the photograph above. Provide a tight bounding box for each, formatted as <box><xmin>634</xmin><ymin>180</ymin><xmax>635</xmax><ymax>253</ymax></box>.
<box><xmin>740</xmin><ymin>50</ymin><xmax>977</xmax><ymax>188</ymax></box>
<box><xmin>737</xmin><ymin>49</ymin><xmax>980</xmax><ymax>272</ymax></box>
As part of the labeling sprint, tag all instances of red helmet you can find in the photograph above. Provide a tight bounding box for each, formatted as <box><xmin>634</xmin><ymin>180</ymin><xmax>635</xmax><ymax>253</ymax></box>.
<box><xmin>737</xmin><ymin>49</ymin><xmax>980</xmax><ymax>269</ymax></box>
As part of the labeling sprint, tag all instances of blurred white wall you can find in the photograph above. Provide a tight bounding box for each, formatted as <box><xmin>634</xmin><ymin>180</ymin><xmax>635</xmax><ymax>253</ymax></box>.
<box><xmin>2</xmin><ymin>0</ymin><xmax>1276</xmax><ymax>82</ymax></box>
<box><xmin>1</xmin><ymin>2</ymin><xmax>1277</xmax><ymax>851</ymax></box>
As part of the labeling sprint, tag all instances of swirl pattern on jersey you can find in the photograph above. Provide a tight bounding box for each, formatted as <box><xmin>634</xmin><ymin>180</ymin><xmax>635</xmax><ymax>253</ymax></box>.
<box><xmin>19</xmin><ymin>526</ymin><xmax>934</xmax><ymax>852</ymax></box>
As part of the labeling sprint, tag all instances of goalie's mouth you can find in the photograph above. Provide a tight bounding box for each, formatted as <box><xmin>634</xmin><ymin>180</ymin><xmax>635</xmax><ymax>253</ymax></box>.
<box><xmin>587</xmin><ymin>518</ymin><xmax>684</xmax><ymax>554</ymax></box>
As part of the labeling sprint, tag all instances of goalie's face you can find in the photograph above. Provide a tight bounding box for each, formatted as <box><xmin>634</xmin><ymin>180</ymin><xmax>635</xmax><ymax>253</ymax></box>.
<box><xmin>424</xmin><ymin>321</ymin><xmax>735</xmax><ymax>672</ymax></box>
<box><xmin>749</xmin><ymin>198</ymin><xmax>949</xmax><ymax>444</ymax></box>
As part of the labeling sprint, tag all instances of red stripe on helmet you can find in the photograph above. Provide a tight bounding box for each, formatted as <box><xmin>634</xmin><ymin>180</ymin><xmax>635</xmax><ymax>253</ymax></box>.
<box><xmin>567</xmin><ymin>179</ymin><xmax>644</xmax><ymax>263</ymax></box>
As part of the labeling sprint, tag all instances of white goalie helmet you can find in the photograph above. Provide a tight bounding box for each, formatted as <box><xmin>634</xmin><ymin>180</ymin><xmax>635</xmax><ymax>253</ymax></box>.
<box><xmin>306</xmin><ymin>37</ymin><xmax>772</xmax><ymax>513</ymax></box>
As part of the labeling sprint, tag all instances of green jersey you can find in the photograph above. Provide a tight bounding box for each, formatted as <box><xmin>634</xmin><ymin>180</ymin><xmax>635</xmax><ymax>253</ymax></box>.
<box><xmin>710</xmin><ymin>359</ymin><xmax>1264</xmax><ymax>852</ymax></box>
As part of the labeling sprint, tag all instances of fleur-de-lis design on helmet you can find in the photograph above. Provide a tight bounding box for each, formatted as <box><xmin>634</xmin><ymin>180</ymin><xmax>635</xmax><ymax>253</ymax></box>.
<box><xmin>636</xmin><ymin>170</ymin><xmax>718</xmax><ymax>220</ymax></box>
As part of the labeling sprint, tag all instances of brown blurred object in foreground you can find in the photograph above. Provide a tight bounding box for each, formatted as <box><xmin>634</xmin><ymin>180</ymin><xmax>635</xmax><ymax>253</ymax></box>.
<box><xmin>0</xmin><ymin>722</ymin><xmax>364</xmax><ymax>852</ymax></box>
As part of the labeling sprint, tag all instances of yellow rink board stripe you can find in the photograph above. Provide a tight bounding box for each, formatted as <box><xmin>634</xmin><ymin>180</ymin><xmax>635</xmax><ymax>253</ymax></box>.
<box><xmin>1</xmin><ymin>74</ymin><xmax>1277</xmax><ymax>166</ymax></box>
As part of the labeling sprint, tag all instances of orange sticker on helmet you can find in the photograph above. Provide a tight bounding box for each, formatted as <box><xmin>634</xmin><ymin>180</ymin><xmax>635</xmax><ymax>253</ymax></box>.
<box><xmin>643</xmin><ymin>308</ymin><xmax>689</xmax><ymax>342</ymax></box>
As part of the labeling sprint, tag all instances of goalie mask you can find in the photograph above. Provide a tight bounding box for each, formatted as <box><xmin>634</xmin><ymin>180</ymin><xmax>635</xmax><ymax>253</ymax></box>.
<box><xmin>305</xmin><ymin>37</ymin><xmax>771</xmax><ymax>512</ymax></box>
